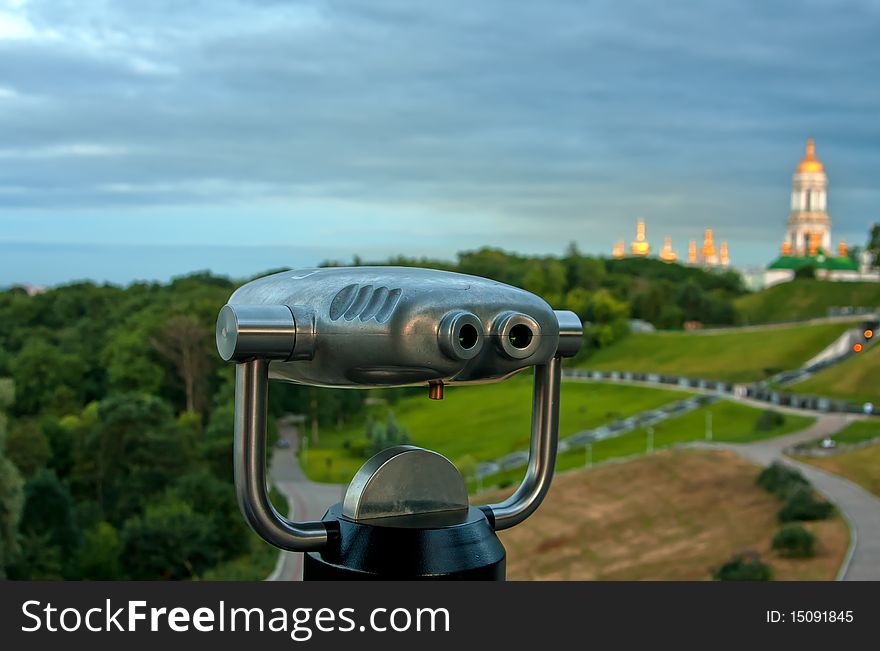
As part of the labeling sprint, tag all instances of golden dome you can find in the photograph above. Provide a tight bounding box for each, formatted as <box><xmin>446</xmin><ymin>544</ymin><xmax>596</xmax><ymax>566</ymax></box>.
<box><xmin>795</xmin><ymin>138</ymin><xmax>824</xmax><ymax>174</ymax></box>
<box><xmin>630</xmin><ymin>218</ymin><xmax>650</xmax><ymax>256</ymax></box>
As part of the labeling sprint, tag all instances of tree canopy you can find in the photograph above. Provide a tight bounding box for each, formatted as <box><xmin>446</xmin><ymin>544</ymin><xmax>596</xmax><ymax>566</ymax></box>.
<box><xmin>0</xmin><ymin>249</ymin><xmax>747</xmax><ymax>579</ymax></box>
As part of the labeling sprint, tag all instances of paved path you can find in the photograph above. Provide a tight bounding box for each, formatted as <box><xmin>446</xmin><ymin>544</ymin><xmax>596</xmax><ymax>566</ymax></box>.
<box><xmin>699</xmin><ymin>414</ymin><xmax>880</xmax><ymax>581</ymax></box>
<box><xmin>266</xmin><ymin>420</ymin><xmax>345</xmax><ymax>581</ymax></box>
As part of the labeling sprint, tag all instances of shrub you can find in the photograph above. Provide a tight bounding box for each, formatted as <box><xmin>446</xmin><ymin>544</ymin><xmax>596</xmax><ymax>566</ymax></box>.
<box><xmin>778</xmin><ymin>486</ymin><xmax>834</xmax><ymax>522</ymax></box>
<box><xmin>756</xmin><ymin>462</ymin><xmax>808</xmax><ymax>497</ymax></box>
<box><xmin>755</xmin><ymin>410</ymin><xmax>785</xmax><ymax>432</ymax></box>
<box><xmin>772</xmin><ymin>524</ymin><xmax>817</xmax><ymax>558</ymax></box>
<box><xmin>712</xmin><ymin>551</ymin><xmax>773</xmax><ymax>581</ymax></box>
<box><xmin>364</xmin><ymin>412</ymin><xmax>411</xmax><ymax>458</ymax></box>
<box><xmin>794</xmin><ymin>264</ymin><xmax>816</xmax><ymax>280</ymax></box>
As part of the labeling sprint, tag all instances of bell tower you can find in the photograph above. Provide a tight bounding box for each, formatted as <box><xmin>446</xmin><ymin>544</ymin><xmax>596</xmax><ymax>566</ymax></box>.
<box><xmin>784</xmin><ymin>138</ymin><xmax>830</xmax><ymax>256</ymax></box>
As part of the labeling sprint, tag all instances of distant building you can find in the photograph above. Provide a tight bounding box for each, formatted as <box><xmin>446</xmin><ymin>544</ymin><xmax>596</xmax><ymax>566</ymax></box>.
<box><xmin>1</xmin><ymin>283</ymin><xmax>47</xmax><ymax>296</ymax></box>
<box><xmin>612</xmin><ymin>219</ymin><xmax>729</xmax><ymax>268</ymax></box>
<box><xmin>630</xmin><ymin>218</ymin><xmax>651</xmax><ymax>256</ymax></box>
<box><xmin>658</xmin><ymin>236</ymin><xmax>677</xmax><ymax>263</ymax></box>
<box><xmin>764</xmin><ymin>138</ymin><xmax>877</xmax><ymax>286</ymax></box>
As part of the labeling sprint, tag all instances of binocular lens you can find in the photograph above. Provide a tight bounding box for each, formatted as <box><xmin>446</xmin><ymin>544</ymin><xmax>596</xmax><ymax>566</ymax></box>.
<box><xmin>508</xmin><ymin>323</ymin><xmax>533</xmax><ymax>349</ymax></box>
<box><xmin>458</xmin><ymin>323</ymin><xmax>480</xmax><ymax>350</ymax></box>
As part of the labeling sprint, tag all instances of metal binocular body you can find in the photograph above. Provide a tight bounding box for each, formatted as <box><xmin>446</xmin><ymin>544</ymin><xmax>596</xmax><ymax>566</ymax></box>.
<box><xmin>216</xmin><ymin>266</ymin><xmax>582</xmax><ymax>579</ymax></box>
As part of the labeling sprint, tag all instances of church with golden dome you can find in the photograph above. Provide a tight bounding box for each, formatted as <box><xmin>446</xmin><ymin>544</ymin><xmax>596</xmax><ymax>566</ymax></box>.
<box><xmin>764</xmin><ymin>138</ymin><xmax>865</xmax><ymax>286</ymax></box>
<box><xmin>612</xmin><ymin>218</ymin><xmax>729</xmax><ymax>268</ymax></box>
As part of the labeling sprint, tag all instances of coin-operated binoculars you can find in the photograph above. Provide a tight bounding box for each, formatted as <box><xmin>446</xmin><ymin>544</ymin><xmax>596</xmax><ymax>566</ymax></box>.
<box><xmin>216</xmin><ymin>267</ymin><xmax>582</xmax><ymax>580</ymax></box>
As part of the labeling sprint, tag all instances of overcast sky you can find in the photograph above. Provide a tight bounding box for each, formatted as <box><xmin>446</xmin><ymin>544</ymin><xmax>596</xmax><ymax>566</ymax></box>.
<box><xmin>1</xmin><ymin>0</ymin><xmax>879</xmax><ymax>285</ymax></box>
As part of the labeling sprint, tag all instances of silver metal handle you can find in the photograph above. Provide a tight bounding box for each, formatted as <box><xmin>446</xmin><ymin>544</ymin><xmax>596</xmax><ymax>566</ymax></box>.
<box><xmin>479</xmin><ymin>356</ymin><xmax>561</xmax><ymax>530</ymax></box>
<box><xmin>234</xmin><ymin>359</ymin><xmax>331</xmax><ymax>551</ymax></box>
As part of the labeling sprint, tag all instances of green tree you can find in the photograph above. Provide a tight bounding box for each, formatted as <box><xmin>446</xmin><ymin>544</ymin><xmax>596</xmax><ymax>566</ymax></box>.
<box><xmin>676</xmin><ymin>281</ymin><xmax>707</xmax><ymax>322</ymax></box>
<box><xmin>562</xmin><ymin>287</ymin><xmax>591</xmax><ymax>320</ymax></box>
<box><xmin>5</xmin><ymin>419</ymin><xmax>51</xmax><ymax>479</ymax></box>
<box><xmin>102</xmin><ymin>328</ymin><xmax>164</xmax><ymax>394</ymax></box>
<box><xmin>0</xmin><ymin>454</ymin><xmax>23</xmax><ymax>578</ymax></box>
<box><xmin>78</xmin><ymin>522</ymin><xmax>123</xmax><ymax>579</ymax></box>
<box><xmin>712</xmin><ymin>552</ymin><xmax>773</xmax><ymax>581</ymax></box>
<box><xmin>0</xmin><ymin>378</ymin><xmax>24</xmax><ymax>579</ymax></box>
<box><xmin>121</xmin><ymin>500</ymin><xmax>218</xmax><ymax>580</ymax></box>
<box><xmin>9</xmin><ymin>532</ymin><xmax>63</xmax><ymax>580</ymax></box>
<box><xmin>365</xmin><ymin>412</ymin><xmax>411</xmax><ymax>457</ymax></box>
<box><xmin>772</xmin><ymin>524</ymin><xmax>816</xmax><ymax>558</ymax></box>
<box><xmin>563</xmin><ymin>242</ymin><xmax>605</xmax><ymax>291</ymax></box>
<box><xmin>585</xmin><ymin>289</ymin><xmax>629</xmax><ymax>325</ymax></box>
<box><xmin>10</xmin><ymin>340</ymin><xmax>87</xmax><ymax>416</ymax></box>
<box><xmin>71</xmin><ymin>394</ymin><xmax>196</xmax><ymax>523</ymax></box>
<box><xmin>168</xmin><ymin>471</ymin><xmax>249</xmax><ymax>560</ymax></box>
<box><xmin>866</xmin><ymin>223</ymin><xmax>880</xmax><ymax>268</ymax></box>
<box><xmin>794</xmin><ymin>264</ymin><xmax>816</xmax><ymax>280</ymax></box>
<box><xmin>17</xmin><ymin>469</ymin><xmax>80</xmax><ymax>578</ymax></box>
<box><xmin>522</xmin><ymin>259</ymin><xmax>566</xmax><ymax>305</ymax></box>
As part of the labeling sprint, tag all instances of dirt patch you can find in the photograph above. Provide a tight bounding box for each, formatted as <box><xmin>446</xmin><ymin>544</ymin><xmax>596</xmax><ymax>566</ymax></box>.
<box><xmin>477</xmin><ymin>449</ymin><xmax>848</xmax><ymax>580</ymax></box>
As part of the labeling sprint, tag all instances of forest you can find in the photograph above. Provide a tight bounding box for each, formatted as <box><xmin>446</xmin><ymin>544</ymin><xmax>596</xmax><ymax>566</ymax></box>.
<box><xmin>0</xmin><ymin>245</ymin><xmax>745</xmax><ymax>579</ymax></box>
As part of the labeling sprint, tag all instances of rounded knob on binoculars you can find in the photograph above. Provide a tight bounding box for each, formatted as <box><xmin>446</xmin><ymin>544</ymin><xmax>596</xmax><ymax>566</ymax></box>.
<box><xmin>216</xmin><ymin>304</ymin><xmax>297</xmax><ymax>362</ymax></box>
<box><xmin>554</xmin><ymin>310</ymin><xmax>584</xmax><ymax>358</ymax></box>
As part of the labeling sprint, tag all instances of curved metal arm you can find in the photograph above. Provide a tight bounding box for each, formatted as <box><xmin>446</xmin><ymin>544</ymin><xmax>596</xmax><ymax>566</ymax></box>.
<box><xmin>479</xmin><ymin>356</ymin><xmax>561</xmax><ymax>530</ymax></box>
<box><xmin>234</xmin><ymin>359</ymin><xmax>331</xmax><ymax>551</ymax></box>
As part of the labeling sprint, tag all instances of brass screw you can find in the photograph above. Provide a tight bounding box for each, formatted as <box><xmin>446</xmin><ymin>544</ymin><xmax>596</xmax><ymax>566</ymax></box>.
<box><xmin>428</xmin><ymin>381</ymin><xmax>444</xmax><ymax>400</ymax></box>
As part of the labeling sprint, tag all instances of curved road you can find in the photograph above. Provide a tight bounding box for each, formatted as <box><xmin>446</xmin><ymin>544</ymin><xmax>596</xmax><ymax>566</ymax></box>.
<box><xmin>700</xmin><ymin>414</ymin><xmax>880</xmax><ymax>580</ymax></box>
<box><xmin>266</xmin><ymin>420</ymin><xmax>345</xmax><ymax>581</ymax></box>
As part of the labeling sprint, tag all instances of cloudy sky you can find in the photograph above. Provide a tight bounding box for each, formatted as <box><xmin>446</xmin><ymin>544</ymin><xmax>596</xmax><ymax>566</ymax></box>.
<box><xmin>1</xmin><ymin>0</ymin><xmax>878</xmax><ymax>285</ymax></box>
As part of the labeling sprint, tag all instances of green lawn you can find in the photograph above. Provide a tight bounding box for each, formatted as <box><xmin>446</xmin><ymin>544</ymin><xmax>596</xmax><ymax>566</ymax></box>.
<box><xmin>735</xmin><ymin>279</ymin><xmax>880</xmax><ymax>324</ymax></box>
<box><xmin>480</xmin><ymin>399</ymin><xmax>815</xmax><ymax>489</ymax></box>
<box><xmin>831</xmin><ymin>420</ymin><xmax>880</xmax><ymax>445</ymax></box>
<box><xmin>795</xmin><ymin>419</ymin><xmax>880</xmax><ymax>450</ymax></box>
<box><xmin>791</xmin><ymin>342</ymin><xmax>880</xmax><ymax>404</ymax></box>
<box><xmin>301</xmin><ymin>377</ymin><xmax>691</xmax><ymax>483</ymax></box>
<box><xmin>580</xmin><ymin>322</ymin><xmax>851</xmax><ymax>382</ymax></box>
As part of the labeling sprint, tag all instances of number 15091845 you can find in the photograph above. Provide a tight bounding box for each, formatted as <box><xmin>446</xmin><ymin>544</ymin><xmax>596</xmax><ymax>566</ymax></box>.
<box><xmin>766</xmin><ymin>610</ymin><xmax>854</xmax><ymax>623</ymax></box>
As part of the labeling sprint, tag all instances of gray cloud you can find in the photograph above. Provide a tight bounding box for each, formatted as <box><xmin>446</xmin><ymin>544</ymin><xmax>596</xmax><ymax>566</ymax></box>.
<box><xmin>0</xmin><ymin>0</ymin><xmax>878</xmax><ymax>275</ymax></box>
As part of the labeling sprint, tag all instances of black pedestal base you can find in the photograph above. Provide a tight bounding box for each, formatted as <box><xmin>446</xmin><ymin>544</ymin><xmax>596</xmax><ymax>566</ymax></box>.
<box><xmin>303</xmin><ymin>504</ymin><xmax>506</xmax><ymax>580</ymax></box>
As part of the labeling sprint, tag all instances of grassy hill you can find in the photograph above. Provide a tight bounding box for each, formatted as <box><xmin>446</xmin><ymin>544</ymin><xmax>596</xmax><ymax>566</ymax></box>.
<box><xmin>490</xmin><ymin>449</ymin><xmax>847</xmax><ymax>580</ymax></box>
<box><xmin>301</xmin><ymin>374</ymin><xmax>814</xmax><ymax>486</ymax></box>
<box><xmin>580</xmin><ymin>321</ymin><xmax>851</xmax><ymax>382</ymax></box>
<box><xmin>735</xmin><ymin>279</ymin><xmax>880</xmax><ymax>324</ymax></box>
<box><xmin>797</xmin><ymin>441</ymin><xmax>880</xmax><ymax>498</ymax></box>
<box><xmin>300</xmin><ymin>378</ymin><xmax>692</xmax><ymax>483</ymax></box>
<box><xmin>792</xmin><ymin>342</ymin><xmax>880</xmax><ymax>404</ymax></box>
<box><xmin>554</xmin><ymin>399</ymin><xmax>813</xmax><ymax>470</ymax></box>
<box><xmin>481</xmin><ymin>398</ymin><xmax>813</xmax><ymax>487</ymax></box>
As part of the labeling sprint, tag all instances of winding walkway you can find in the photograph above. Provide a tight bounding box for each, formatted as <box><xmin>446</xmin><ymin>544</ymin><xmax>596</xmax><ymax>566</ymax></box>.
<box><xmin>265</xmin><ymin>419</ymin><xmax>345</xmax><ymax>581</ymax></box>
<box><xmin>698</xmin><ymin>414</ymin><xmax>880</xmax><ymax>580</ymax></box>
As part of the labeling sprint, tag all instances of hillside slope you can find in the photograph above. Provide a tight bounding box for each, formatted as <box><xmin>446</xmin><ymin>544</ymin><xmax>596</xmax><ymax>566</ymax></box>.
<box><xmin>580</xmin><ymin>321</ymin><xmax>851</xmax><ymax>382</ymax></box>
<box><xmin>735</xmin><ymin>279</ymin><xmax>880</xmax><ymax>324</ymax></box>
<box><xmin>488</xmin><ymin>449</ymin><xmax>847</xmax><ymax>580</ymax></box>
<box><xmin>793</xmin><ymin>342</ymin><xmax>880</xmax><ymax>404</ymax></box>
<box><xmin>798</xmin><ymin>442</ymin><xmax>880</xmax><ymax>498</ymax></box>
<box><xmin>301</xmin><ymin>379</ymin><xmax>690</xmax><ymax>483</ymax></box>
